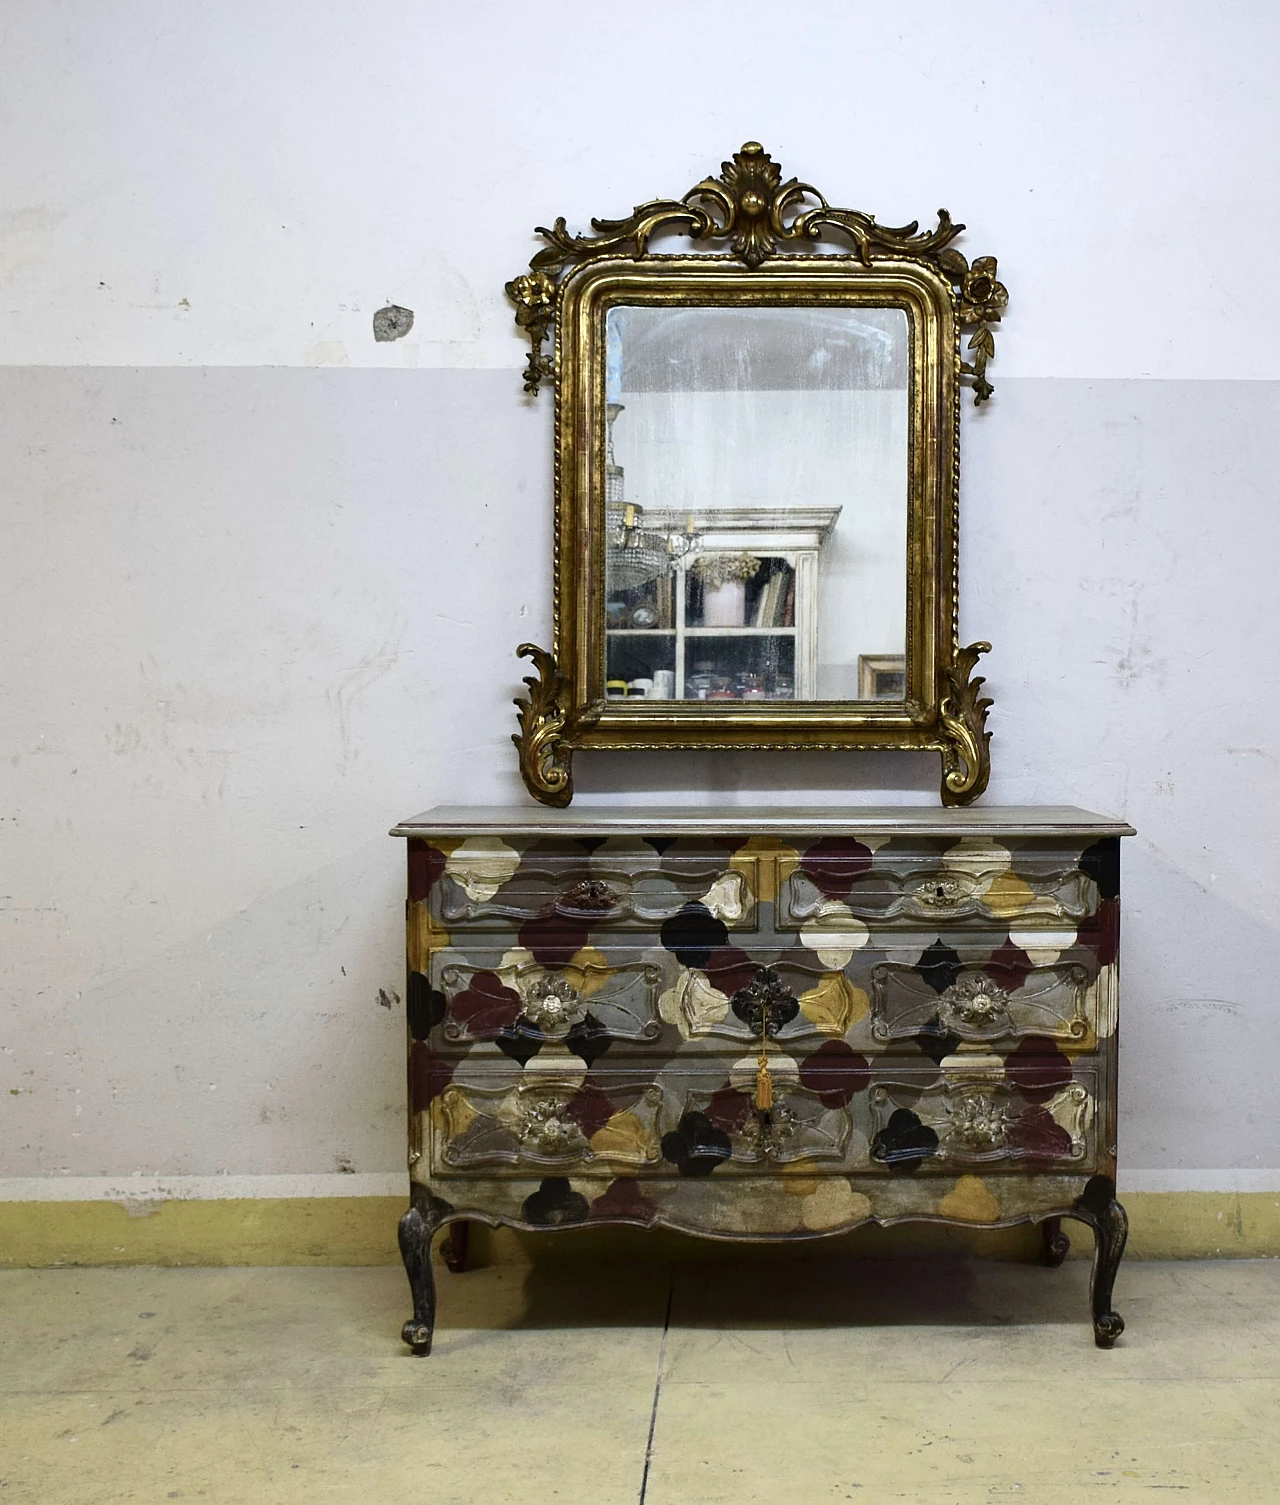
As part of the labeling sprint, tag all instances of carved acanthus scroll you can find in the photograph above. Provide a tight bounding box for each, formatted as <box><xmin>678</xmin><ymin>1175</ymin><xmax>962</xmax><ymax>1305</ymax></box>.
<box><xmin>506</xmin><ymin>141</ymin><xmax>1007</xmax><ymax>403</ymax></box>
<box><xmin>512</xmin><ymin>643</ymin><xmax>575</xmax><ymax>807</ymax></box>
<box><xmin>939</xmin><ymin>641</ymin><xmax>994</xmax><ymax>807</ymax></box>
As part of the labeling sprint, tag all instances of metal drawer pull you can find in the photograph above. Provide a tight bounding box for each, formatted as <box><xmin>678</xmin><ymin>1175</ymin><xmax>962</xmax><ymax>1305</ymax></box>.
<box><xmin>729</xmin><ymin>967</ymin><xmax>800</xmax><ymax>1113</ymax></box>
<box><xmin>554</xmin><ymin>878</ymin><xmax>621</xmax><ymax>915</ymax></box>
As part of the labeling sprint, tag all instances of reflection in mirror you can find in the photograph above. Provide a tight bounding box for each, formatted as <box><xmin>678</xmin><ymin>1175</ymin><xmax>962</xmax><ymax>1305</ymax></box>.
<box><xmin>603</xmin><ymin>304</ymin><xmax>908</xmax><ymax>704</ymax></box>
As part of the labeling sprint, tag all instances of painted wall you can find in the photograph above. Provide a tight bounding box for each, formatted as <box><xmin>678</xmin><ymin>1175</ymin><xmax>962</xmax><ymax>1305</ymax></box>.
<box><xmin>3</xmin><ymin>1</ymin><xmax>1279</xmax><ymax>1200</ymax></box>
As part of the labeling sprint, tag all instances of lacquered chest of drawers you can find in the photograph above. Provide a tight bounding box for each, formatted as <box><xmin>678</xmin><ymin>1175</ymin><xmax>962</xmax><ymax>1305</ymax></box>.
<box><xmin>391</xmin><ymin>804</ymin><xmax>1133</xmax><ymax>1353</ymax></box>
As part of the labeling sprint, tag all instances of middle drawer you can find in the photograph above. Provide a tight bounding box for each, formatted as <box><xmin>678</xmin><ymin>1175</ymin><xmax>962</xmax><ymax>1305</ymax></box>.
<box><xmin>418</xmin><ymin>931</ymin><xmax>1108</xmax><ymax>1062</ymax></box>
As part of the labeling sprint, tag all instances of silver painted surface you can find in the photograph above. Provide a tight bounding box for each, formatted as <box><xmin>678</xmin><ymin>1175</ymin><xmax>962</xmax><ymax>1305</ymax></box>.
<box><xmin>392</xmin><ymin>804</ymin><xmax>1134</xmax><ymax>839</ymax></box>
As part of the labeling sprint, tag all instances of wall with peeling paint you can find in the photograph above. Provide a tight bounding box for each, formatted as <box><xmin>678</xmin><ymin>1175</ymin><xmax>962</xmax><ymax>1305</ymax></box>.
<box><xmin>2</xmin><ymin>1</ymin><xmax>1279</xmax><ymax>1197</ymax></box>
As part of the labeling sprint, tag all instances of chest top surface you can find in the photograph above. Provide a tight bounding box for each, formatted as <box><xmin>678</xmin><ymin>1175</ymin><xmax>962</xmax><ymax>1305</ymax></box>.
<box><xmin>392</xmin><ymin>804</ymin><xmax>1134</xmax><ymax>840</ymax></box>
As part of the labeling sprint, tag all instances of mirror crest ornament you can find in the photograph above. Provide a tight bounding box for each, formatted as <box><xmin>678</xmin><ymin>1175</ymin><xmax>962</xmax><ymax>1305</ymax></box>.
<box><xmin>507</xmin><ymin>142</ymin><xmax>1006</xmax><ymax>808</ymax></box>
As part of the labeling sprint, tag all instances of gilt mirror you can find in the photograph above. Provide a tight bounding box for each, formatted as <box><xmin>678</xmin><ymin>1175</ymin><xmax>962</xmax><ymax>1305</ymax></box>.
<box><xmin>507</xmin><ymin>143</ymin><xmax>1007</xmax><ymax>807</ymax></box>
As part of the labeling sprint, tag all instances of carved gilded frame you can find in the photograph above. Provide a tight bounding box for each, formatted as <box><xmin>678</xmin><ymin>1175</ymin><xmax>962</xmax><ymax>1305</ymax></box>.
<box><xmin>508</xmin><ymin>143</ymin><xmax>1005</xmax><ymax>808</ymax></box>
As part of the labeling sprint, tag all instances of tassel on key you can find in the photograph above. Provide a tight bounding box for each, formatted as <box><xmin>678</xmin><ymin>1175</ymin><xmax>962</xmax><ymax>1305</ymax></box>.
<box><xmin>755</xmin><ymin>1049</ymin><xmax>773</xmax><ymax>1112</ymax></box>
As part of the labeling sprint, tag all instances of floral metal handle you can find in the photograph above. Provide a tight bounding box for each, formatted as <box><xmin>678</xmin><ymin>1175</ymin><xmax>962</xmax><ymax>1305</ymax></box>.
<box><xmin>517</xmin><ymin>1097</ymin><xmax>588</xmax><ymax>1157</ymax></box>
<box><xmin>944</xmin><ymin>1087</ymin><xmax>1012</xmax><ymax>1151</ymax></box>
<box><xmin>553</xmin><ymin>878</ymin><xmax>621</xmax><ymax>916</ymax></box>
<box><xmin>730</xmin><ymin>967</ymin><xmax>800</xmax><ymax>1113</ymax></box>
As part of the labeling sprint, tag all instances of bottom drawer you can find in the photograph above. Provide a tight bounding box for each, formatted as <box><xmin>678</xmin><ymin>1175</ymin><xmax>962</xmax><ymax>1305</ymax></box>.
<box><xmin>423</xmin><ymin>1059</ymin><xmax>1099</xmax><ymax>1179</ymax></box>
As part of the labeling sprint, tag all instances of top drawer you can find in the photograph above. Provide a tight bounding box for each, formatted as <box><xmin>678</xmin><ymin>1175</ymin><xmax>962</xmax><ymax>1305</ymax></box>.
<box><xmin>774</xmin><ymin>834</ymin><xmax>1117</xmax><ymax>930</ymax></box>
<box><xmin>409</xmin><ymin>835</ymin><xmax>759</xmax><ymax>934</ymax></box>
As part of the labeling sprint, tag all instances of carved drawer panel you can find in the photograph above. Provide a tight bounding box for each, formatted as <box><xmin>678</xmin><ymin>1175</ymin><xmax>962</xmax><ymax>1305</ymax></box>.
<box><xmin>662</xmin><ymin>952</ymin><xmax>866</xmax><ymax>1051</ymax></box>
<box><xmin>773</xmin><ymin>836</ymin><xmax>1112</xmax><ymax>931</ymax></box>
<box><xmin>422</xmin><ymin>1053</ymin><xmax>1101</xmax><ymax>1180</ymax></box>
<box><xmin>416</xmin><ymin>836</ymin><xmax>758</xmax><ymax>933</ymax></box>
<box><xmin>661</xmin><ymin>948</ymin><xmax>1106</xmax><ymax>1054</ymax></box>
<box><xmin>426</xmin><ymin>950</ymin><xmax>666</xmax><ymax>1055</ymax></box>
<box><xmin>670</xmin><ymin>1077</ymin><xmax>856</xmax><ymax>1171</ymax></box>
<box><xmin>419</xmin><ymin>941</ymin><xmax>1110</xmax><ymax>1064</ymax></box>
<box><xmin>871</xmin><ymin>959</ymin><xmax>1092</xmax><ymax>1045</ymax></box>
<box><xmin>424</xmin><ymin>1068</ymin><xmax>861</xmax><ymax>1178</ymax></box>
<box><xmin>429</xmin><ymin>1074</ymin><xmax>667</xmax><ymax>1177</ymax></box>
<box><xmin>423</xmin><ymin>948</ymin><xmax>869</xmax><ymax>1060</ymax></box>
<box><xmin>869</xmin><ymin>1068</ymin><xmax>1098</xmax><ymax>1172</ymax></box>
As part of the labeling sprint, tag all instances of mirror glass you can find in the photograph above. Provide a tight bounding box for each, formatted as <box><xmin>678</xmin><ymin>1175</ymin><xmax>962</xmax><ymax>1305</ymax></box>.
<box><xmin>603</xmin><ymin>304</ymin><xmax>909</xmax><ymax>704</ymax></box>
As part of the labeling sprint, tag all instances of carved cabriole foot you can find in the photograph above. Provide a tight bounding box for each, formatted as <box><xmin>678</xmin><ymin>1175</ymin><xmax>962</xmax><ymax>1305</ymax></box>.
<box><xmin>1040</xmin><ymin>1216</ymin><xmax>1070</xmax><ymax>1268</ymax></box>
<box><xmin>938</xmin><ymin>641</ymin><xmax>993</xmax><ymax>807</ymax></box>
<box><xmin>1072</xmin><ymin>1175</ymin><xmax>1129</xmax><ymax>1348</ymax></box>
<box><xmin>512</xmin><ymin>643</ymin><xmax>574</xmax><ymax>807</ymax></box>
<box><xmin>442</xmin><ymin>1220</ymin><xmax>470</xmax><ymax>1274</ymax></box>
<box><xmin>398</xmin><ymin>1205</ymin><xmax>438</xmax><ymax>1356</ymax></box>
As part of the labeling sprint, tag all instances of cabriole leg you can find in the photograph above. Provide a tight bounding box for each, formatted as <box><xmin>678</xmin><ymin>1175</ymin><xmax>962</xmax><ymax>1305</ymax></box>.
<box><xmin>443</xmin><ymin>1220</ymin><xmax>470</xmax><ymax>1274</ymax></box>
<box><xmin>1073</xmin><ymin>1176</ymin><xmax>1129</xmax><ymax>1348</ymax></box>
<box><xmin>398</xmin><ymin>1205</ymin><xmax>438</xmax><ymax>1355</ymax></box>
<box><xmin>1088</xmin><ymin>1199</ymin><xmax>1129</xmax><ymax>1347</ymax></box>
<box><xmin>1040</xmin><ymin>1216</ymin><xmax>1070</xmax><ymax>1268</ymax></box>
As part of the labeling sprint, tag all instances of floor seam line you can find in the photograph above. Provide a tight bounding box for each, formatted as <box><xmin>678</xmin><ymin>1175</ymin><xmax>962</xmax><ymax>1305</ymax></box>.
<box><xmin>638</xmin><ymin>1274</ymin><xmax>675</xmax><ymax>1505</ymax></box>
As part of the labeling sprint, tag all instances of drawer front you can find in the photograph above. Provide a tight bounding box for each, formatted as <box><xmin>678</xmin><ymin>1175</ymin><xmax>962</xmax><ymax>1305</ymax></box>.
<box><xmin>773</xmin><ymin>834</ymin><xmax>1116</xmax><ymax>930</ymax></box>
<box><xmin>871</xmin><ymin>958</ymin><xmax>1091</xmax><ymax>1046</ymax></box>
<box><xmin>417</xmin><ymin>931</ymin><xmax>1113</xmax><ymax>1063</ymax></box>
<box><xmin>426</xmin><ymin>1068</ymin><xmax>865</xmax><ymax>1179</ymax></box>
<box><xmin>429</xmin><ymin>1072</ymin><xmax>668</xmax><ymax>1177</ymax></box>
<box><xmin>426</xmin><ymin>949</ymin><xmax>668</xmax><ymax>1057</ymax></box>
<box><xmin>673</xmin><ymin>945</ymin><xmax>1110</xmax><ymax>1054</ymax></box>
<box><xmin>868</xmin><ymin>1068</ymin><xmax>1098</xmax><ymax>1172</ymax></box>
<box><xmin>418</xmin><ymin>1055</ymin><xmax>1101</xmax><ymax>1179</ymax></box>
<box><xmin>420</xmin><ymin>947</ymin><xmax>844</xmax><ymax>1059</ymax></box>
<box><xmin>420</xmin><ymin>945</ymin><xmax>911</xmax><ymax>1059</ymax></box>
<box><xmin>411</xmin><ymin>835</ymin><xmax>759</xmax><ymax>934</ymax></box>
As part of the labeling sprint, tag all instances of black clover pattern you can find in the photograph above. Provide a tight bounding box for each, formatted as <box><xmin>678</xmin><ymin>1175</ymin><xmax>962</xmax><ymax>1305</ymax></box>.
<box><xmin>406</xmin><ymin>971</ymin><xmax>446</xmax><ymax>1040</ymax></box>
<box><xmin>520</xmin><ymin>1176</ymin><xmax>590</xmax><ymax>1226</ymax></box>
<box><xmin>495</xmin><ymin>1016</ymin><xmax>546</xmax><ymax>1067</ymax></box>
<box><xmin>913</xmin><ymin>1021</ymin><xmax>964</xmax><ymax>1067</ymax></box>
<box><xmin>917</xmin><ymin>940</ymin><xmax>963</xmax><ymax>994</ymax></box>
<box><xmin>495</xmin><ymin>1008</ymin><xmax>614</xmax><ymax>1067</ymax></box>
<box><xmin>871</xmin><ymin>1108</ymin><xmax>940</xmax><ymax>1173</ymax></box>
<box><xmin>660</xmin><ymin>903</ymin><xmax>729</xmax><ymax>969</ymax></box>
<box><xmin>730</xmin><ymin>967</ymin><xmax>800</xmax><ymax>1037</ymax></box>
<box><xmin>565</xmin><ymin>1011</ymin><xmax>613</xmax><ymax>1067</ymax></box>
<box><xmin>661</xmin><ymin>1111</ymin><xmax>733</xmax><ymax>1176</ymax></box>
<box><xmin>1079</xmin><ymin>838</ymin><xmax>1120</xmax><ymax>901</ymax></box>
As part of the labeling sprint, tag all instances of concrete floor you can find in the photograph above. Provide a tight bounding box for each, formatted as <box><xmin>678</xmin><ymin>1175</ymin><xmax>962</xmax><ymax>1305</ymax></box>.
<box><xmin>1</xmin><ymin>1256</ymin><xmax>1277</xmax><ymax>1504</ymax></box>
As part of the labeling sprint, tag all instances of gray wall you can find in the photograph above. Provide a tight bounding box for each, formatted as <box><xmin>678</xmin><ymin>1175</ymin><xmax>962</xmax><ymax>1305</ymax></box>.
<box><xmin>3</xmin><ymin>1</ymin><xmax>1279</xmax><ymax>1195</ymax></box>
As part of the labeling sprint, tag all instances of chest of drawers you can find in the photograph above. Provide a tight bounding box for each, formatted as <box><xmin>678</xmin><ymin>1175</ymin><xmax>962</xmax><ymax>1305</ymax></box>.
<box><xmin>391</xmin><ymin>804</ymin><xmax>1133</xmax><ymax>1353</ymax></box>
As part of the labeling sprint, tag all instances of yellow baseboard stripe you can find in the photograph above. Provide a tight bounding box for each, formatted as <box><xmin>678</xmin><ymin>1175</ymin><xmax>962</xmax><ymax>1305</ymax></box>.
<box><xmin>2</xmin><ymin>1191</ymin><xmax>1279</xmax><ymax>1268</ymax></box>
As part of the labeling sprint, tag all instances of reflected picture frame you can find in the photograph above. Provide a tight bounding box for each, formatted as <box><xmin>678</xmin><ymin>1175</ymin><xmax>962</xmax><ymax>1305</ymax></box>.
<box><xmin>507</xmin><ymin>143</ymin><xmax>1005</xmax><ymax>808</ymax></box>
<box><xmin>858</xmin><ymin>654</ymin><xmax>908</xmax><ymax>701</ymax></box>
